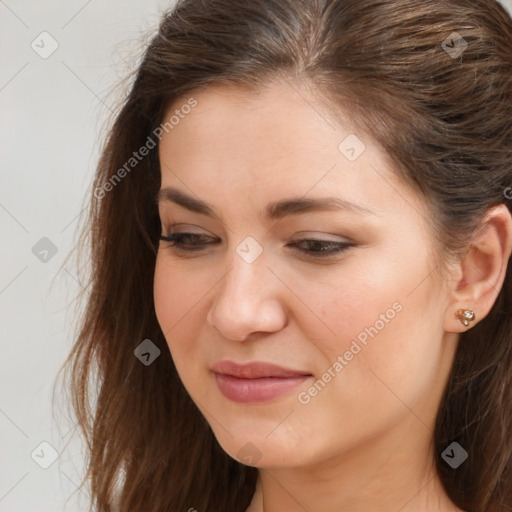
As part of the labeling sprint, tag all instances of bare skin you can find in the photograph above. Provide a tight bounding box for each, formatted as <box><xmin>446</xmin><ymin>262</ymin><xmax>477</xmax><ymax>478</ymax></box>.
<box><xmin>153</xmin><ymin>80</ymin><xmax>512</xmax><ymax>512</ymax></box>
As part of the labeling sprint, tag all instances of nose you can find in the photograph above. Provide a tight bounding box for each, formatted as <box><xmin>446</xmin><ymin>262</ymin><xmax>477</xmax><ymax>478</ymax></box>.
<box><xmin>206</xmin><ymin>247</ymin><xmax>288</xmax><ymax>342</ymax></box>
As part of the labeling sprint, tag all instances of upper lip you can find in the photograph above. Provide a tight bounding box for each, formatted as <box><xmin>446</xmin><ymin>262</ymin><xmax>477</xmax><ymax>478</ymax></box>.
<box><xmin>211</xmin><ymin>360</ymin><xmax>312</xmax><ymax>379</ymax></box>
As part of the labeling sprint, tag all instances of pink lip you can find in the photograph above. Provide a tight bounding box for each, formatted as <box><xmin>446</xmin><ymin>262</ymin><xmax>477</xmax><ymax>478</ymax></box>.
<box><xmin>211</xmin><ymin>360</ymin><xmax>312</xmax><ymax>403</ymax></box>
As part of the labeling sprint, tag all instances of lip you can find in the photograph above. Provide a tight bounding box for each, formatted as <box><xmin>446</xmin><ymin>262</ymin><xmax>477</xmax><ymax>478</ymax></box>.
<box><xmin>211</xmin><ymin>360</ymin><xmax>312</xmax><ymax>403</ymax></box>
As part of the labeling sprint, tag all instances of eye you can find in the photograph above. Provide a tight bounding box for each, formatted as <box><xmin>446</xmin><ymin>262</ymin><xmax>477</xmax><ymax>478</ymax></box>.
<box><xmin>160</xmin><ymin>229</ymin><xmax>353</xmax><ymax>259</ymax></box>
<box><xmin>160</xmin><ymin>232</ymin><xmax>219</xmax><ymax>252</ymax></box>
<box><xmin>287</xmin><ymin>238</ymin><xmax>353</xmax><ymax>258</ymax></box>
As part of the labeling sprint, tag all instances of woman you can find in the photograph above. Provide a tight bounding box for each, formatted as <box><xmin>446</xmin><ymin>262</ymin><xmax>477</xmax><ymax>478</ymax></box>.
<box><xmin>60</xmin><ymin>0</ymin><xmax>512</xmax><ymax>510</ymax></box>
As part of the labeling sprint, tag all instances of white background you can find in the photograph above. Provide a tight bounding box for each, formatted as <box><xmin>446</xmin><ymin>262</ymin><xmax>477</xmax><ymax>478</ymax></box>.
<box><xmin>1</xmin><ymin>1</ymin><xmax>172</xmax><ymax>511</ymax></box>
<box><xmin>1</xmin><ymin>1</ymin><xmax>511</xmax><ymax>511</ymax></box>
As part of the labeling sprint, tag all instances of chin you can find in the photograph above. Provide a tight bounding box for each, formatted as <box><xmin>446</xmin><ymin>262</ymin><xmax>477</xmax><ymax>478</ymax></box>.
<box><xmin>207</xmin><ymin>419</ymin><xmax>317</xmax><ymax>469</ymax></box>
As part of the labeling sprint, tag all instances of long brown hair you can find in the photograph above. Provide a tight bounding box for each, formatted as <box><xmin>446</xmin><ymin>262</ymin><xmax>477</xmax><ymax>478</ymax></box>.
<box><xmin>57</xmin><ymin>0</ymin><xmax>512</xmax><ymax>510</ymax></box>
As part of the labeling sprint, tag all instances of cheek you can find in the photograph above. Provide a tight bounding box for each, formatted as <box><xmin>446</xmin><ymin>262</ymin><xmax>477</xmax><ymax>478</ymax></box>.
<box><xmin>286</xmin><ymin>258</ymin><xmax>405</xmax><ymax>356</ymax></box>
<box><xmin>153</xmin><ymin>256</ymin><xmax>203</xmax><ymax>350</ymax></box>
<box><xmin>153</xmin><ymin>257</ymin><xmax>178</xmax><ymax>334</ymax></box>
<box><xmin>333</xmin><ymin>296</ymin><xmax>443</xmax><ymax>420</ymax></box>
<box><xmin>153</xmin><ymin>256</ymin><xmax>212</xmax><ymax>393</ymax></box>
<box><xmin>291</xmin><ymin>244</ymin><xmax>443</xmax><ymax>396</ymax></box>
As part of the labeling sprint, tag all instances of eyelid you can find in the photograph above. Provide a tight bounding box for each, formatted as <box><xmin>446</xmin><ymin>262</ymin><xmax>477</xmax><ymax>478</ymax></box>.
<box><xmin>162</xmin><ymin>233</ymin><xmax>349</xmax><ymax>248</ymax></box>
<box><xmin>159</xmin><ymin>225</ymin><xmax>354</xmax><ymax>261</ymax></box>
<box><xmin>289</xmin><ymin>231</ymin><xmax>350</xmax><ymax>243</ymax></box>
<box><xmin>161</xmin><ymin>223</ymin><xmax>218</xmax><ymax>236</ymax></box>
<box><xmin>161</xmin><ymin>222</ymin><xmax>354</xmax><ymax>241</ymax></box>
<box><xmin>162</xmin><ymin>224</ymin><xmax>350</xmax><ymax>240</ymax></box>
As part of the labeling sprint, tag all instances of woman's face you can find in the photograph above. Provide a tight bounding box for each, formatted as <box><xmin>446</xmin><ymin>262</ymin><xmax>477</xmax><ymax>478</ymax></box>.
<box><xmin>153</xmin><ymin>81</ymin><xmax>458</xmax><ymax>468</ymax></box>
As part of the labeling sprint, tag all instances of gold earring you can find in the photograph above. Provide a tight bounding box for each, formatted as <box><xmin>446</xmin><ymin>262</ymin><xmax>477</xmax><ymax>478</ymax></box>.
<box><xmin>456</xmin><ymin>308</ymin><xmax>476</xmax><ymax>327</ymax></box>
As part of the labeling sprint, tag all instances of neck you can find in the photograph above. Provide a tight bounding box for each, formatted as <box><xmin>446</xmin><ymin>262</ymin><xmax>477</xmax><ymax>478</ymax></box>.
<box><xmin>247</xmin><ymin>417</ymin><xmax>463</xmax><ymax>512</ymax></box>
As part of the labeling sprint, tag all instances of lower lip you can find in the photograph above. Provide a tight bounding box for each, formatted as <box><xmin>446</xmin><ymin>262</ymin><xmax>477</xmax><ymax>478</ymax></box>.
<box><xmin>213</xmin><ymin>373</ymin><xmax>311</xmax><ymax>403</ymax></box>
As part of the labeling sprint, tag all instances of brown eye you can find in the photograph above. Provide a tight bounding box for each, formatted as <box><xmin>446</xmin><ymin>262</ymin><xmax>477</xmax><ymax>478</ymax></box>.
<box><xmin>160</xmin><ymin>232</ymin><xmax>218</xmax><ymax>251</ymax></box>
<box><xmin>287</xmin><ymin>239</ymin><xmax>353</xmax><ymax>258</ymax></box>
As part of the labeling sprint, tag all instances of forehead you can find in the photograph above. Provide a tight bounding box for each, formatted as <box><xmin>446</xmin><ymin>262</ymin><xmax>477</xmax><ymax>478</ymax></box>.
<box><xmin>159</xmin><ymin>82</ymin><xmax>358</xmax><ymax>180</ymax></box>
<box><xmin>157</xmin><ymin>81</ymin><xmax>428</xmax><ymax>228</ymax></box>
<box><xmin>160</xmin><ymin>81</ymin><xmax>351</xmax><ymax>155</ymax></box>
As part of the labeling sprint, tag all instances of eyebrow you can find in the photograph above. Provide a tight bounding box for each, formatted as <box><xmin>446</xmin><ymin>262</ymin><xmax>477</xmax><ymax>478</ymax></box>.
<box><xmin>157</xmin><ymin>186</ymin><xmax>379</xmax><ymax>220</ymax></box>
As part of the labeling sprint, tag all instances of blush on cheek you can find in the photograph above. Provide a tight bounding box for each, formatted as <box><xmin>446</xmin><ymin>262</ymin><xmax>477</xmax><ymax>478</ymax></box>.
<box><xmin>153</xmin><ymin>267</ymin><xmax>204</xmax><ymax>363</ymax></box>
<box><xmin>153</xmin><ymin>265</ymin><xmax>184</xmax><ymax>336</ymax></box>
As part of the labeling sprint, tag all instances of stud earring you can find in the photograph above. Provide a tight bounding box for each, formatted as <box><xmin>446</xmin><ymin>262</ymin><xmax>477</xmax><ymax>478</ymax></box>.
<box><xmin>455</xmin><ymin>308</ymin><xmax>476</xmax><ymax>327</ymax></box>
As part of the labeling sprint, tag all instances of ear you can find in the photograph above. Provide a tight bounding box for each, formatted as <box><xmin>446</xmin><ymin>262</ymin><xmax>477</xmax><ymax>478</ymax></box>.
<box><xmin>444</xmin><ymin>204</ymin><xmax>512</xmax><ymax>333</ymax></box>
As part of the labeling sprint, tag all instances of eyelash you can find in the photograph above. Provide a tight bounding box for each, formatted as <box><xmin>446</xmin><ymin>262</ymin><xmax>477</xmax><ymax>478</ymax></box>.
<box><xmin>159</xmin><ymin>232</ymin><xmax>353</xmax><ymax>259</ymax></box>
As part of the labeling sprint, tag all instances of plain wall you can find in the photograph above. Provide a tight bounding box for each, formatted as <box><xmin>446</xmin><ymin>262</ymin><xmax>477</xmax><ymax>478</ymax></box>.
<box><xmin>1</xmin><ymin>2</ymin><xmax>171</xmax><ymax>511</ymax></box>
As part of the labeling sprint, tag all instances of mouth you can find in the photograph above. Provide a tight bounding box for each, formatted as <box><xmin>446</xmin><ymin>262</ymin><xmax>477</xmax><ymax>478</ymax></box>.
<box><xmin>211</xmin><ymin>360</ymin><xmax>313</xmax><ymax>403</ymax></box>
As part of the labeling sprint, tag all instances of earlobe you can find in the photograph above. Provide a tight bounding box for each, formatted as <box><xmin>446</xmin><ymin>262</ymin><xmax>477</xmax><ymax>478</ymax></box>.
<box><xmin>444</xmin><ymin>204</ymin><xmax>512</xmax><ymax>333</ymax></box>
